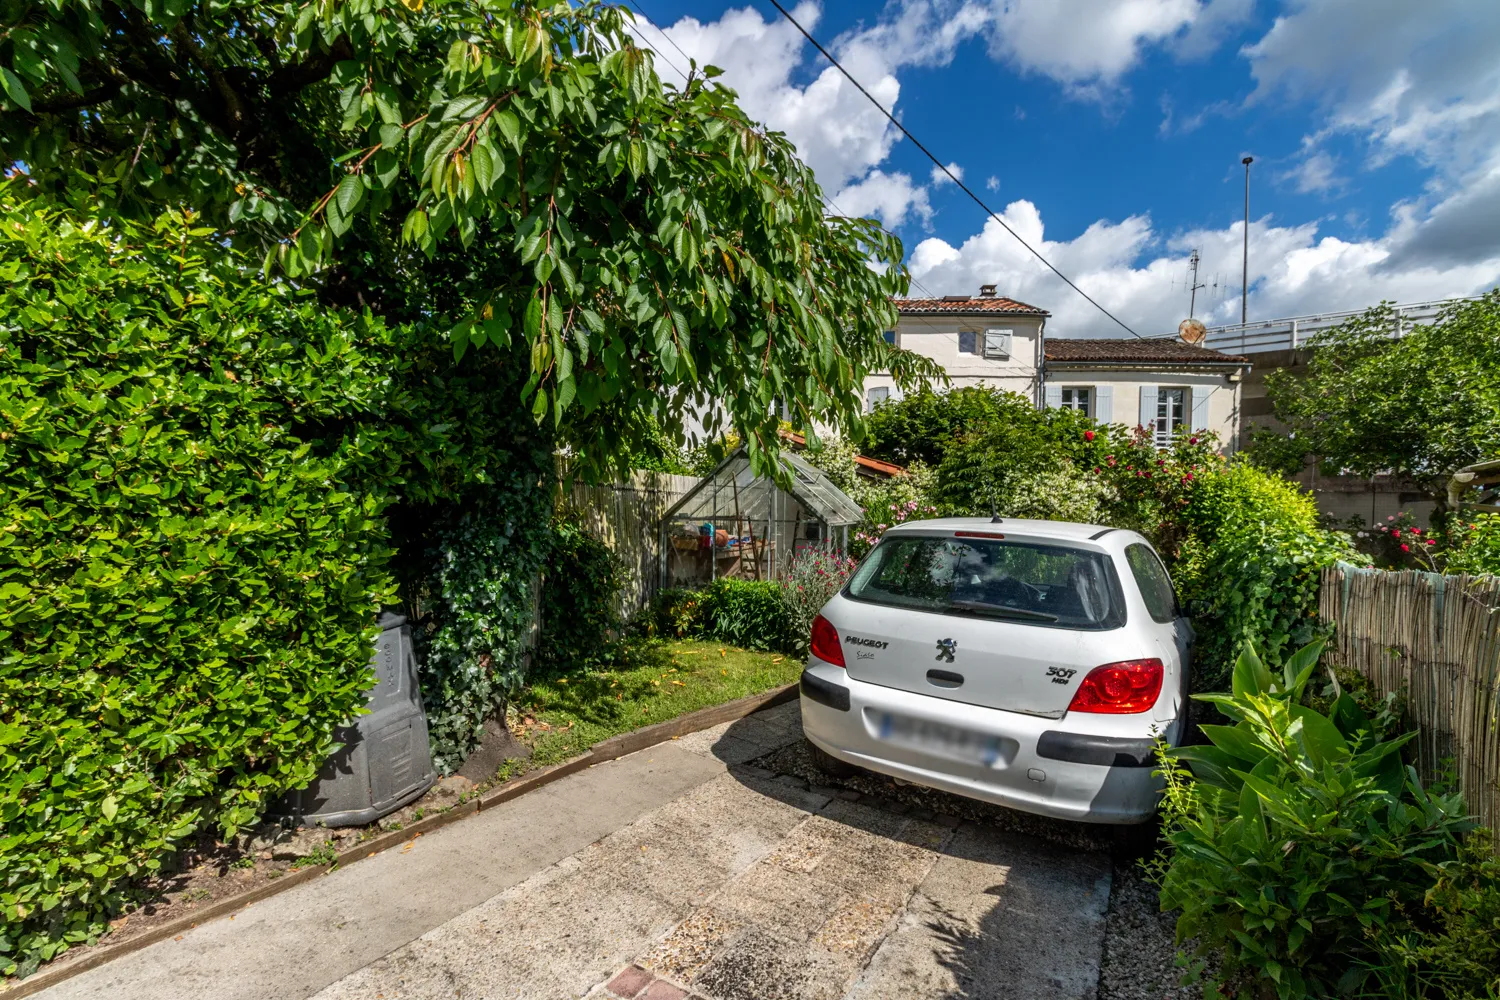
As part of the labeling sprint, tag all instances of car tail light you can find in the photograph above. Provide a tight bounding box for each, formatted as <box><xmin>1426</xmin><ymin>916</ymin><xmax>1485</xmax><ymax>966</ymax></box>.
<box><xmin>810</xmin><ymin>614</ymin><xmax>846</xmax><ymax>668</ymax></box>
<box><xmin>1067</xmin><ymin>659</ymin><xmax>1163</xmax><ymax>714</ymax></box>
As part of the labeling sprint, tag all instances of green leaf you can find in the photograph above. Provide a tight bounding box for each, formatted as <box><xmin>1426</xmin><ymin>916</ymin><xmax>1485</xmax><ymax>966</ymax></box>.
<box><xmin>495</xmin><ymin>109</ymin><xmax>521</xmax><ymax>152</ymax></box>
<box><xmin>1232</xmin><ymin>643</ymin><xmax>1274</xmax><ymax>699</ymax></box>
<box><xmin>100</xmin><ymin>796</ymin><xmax>118</xmax><ymax>822</ymax></box>
<box><xmin>0</xmin><ymin>67</ymin><xmax>31</xmax><ymax>111</ymax></box>
<box><xmin>379</xmin><ymin>123</ymin><xmax>405</xmax><ymax>151</ymax></box>
<box><xmin>1287</xmin><ymin>704</ymin><xmax>1348</xmax><ymax>766</ymax></box>
<box><xmin>336</xmin><ymin>174</ymin><xmax>364</xmax><ymax>218</ymax></box>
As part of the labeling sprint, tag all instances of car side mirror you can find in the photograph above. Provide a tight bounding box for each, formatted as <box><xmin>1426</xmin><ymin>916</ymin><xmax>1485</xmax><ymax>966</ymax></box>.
<box><xmin>1182</xmin><ymin>599</ymin><xmax>1209</xmax><ymax>619</ymax></box>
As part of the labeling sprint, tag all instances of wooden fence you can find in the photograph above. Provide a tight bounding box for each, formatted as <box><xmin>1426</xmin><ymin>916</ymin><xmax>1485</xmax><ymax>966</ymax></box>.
<box><xmin>558</xmin><ymin>470</ymin><xmax>697</xmax><ymax>618</ymax></box>
<box><xmin>1319</xmin><ymin>562</ymin><xmax>1500</xmax><ymax>832</ymax></box>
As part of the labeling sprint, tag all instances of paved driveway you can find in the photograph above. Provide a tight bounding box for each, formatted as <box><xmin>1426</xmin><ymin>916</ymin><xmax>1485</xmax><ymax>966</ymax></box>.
<box><xmin>40</xmin><ymin>702</ymin><xmax>1113</xmax><ymax>1000</ymax></box>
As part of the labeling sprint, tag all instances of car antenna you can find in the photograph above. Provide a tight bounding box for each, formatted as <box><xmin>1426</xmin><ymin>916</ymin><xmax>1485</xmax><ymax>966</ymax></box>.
<box><xmin>989</xmin><ymin>501</ymin><xmax>1002</xmax><ymax>524</ymax></box>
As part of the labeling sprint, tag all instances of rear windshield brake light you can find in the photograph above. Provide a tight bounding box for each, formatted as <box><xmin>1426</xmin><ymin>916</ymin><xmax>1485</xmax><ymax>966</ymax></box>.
<box><xmin>953</xmin><ymin>530</ymin><xmax>1005</xmax><ymax>539</ymax></box>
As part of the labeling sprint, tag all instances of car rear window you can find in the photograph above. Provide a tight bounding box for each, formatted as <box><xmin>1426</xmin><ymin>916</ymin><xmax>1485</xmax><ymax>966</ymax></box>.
<box><xmin>846</xmin><ymin>534</ymin><xmax>1126</xmax><ymax>630</ymax></box>
<box><xmin>1125</xmin><ymin>543</ymin><xmax>1178</xmax><ymax>623</ymax></box>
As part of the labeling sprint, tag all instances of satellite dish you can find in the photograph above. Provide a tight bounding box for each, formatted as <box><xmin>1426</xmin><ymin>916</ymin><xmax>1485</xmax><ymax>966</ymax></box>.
<box><xmin>1179</xmin><ymin>318</ymin><xmax>1207</xmax><ymax>345</ymax></box>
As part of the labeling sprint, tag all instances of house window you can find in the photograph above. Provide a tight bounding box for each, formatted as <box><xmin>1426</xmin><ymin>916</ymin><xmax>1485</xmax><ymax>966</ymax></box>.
<box><xmin>867</xmin><ymin>386</ymin><xmax>890</xmax><ymax>411</ymax></box>
<box><xmin>957</xmin><ymin>330</ymin><xmax>977</xmax><ymax>354</ymax></box>
<box><xmin>1060</xmin><ymin>387</ymin><xmax>1091</xmax><ymax>417</ymax></box>
<box><xmin>882</xmin><ymin>330</ymin><xmax>896</xmax><ymax>345</ymax></box>
<box><xmin>1155</xmin><ymin>388</ymin><xmax>1186</xmax><ymax>447</ymax></box>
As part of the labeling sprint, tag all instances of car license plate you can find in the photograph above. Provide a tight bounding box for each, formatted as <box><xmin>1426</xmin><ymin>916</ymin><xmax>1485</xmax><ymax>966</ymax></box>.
<box><xmin>878</xmin><ymin>713</ymin><xmax>1003</xmax><ymax>765</ymax></box>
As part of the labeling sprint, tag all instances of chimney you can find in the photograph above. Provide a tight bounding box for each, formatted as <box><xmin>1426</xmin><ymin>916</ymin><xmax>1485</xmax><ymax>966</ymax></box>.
<box><xmin>979</xmin><ymin>284</ymin><xmax>997</xmax><ymax>298</ymax></box>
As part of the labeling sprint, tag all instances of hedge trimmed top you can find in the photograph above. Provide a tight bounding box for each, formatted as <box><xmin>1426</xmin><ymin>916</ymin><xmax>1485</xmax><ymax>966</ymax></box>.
<box><xmin>4</xmin><ymin>0</ymin><xmax>944</xmax><ymax>480</ymax></box>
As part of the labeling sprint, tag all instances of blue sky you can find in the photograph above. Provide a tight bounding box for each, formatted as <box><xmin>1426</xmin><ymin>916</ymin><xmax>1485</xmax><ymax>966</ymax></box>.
<box><xmin>627</xmin><ymin>0</ymin><xmax>1500</xmax><ymax>337</ymax></box>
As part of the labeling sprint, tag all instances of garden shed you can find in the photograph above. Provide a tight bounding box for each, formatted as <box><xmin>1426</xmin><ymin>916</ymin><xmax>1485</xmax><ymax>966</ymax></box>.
<box><xmin>661</xmin><ymin>448</ymin><xmax>863</xmax><ymax>587</ymax></box>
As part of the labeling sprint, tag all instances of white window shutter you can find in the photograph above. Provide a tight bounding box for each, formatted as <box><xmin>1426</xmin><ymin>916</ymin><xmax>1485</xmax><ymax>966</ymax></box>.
<box><xmin>1190</xmin><ymin>387</ymin><xmax>1211</xmax><ymax>432</ymax></box>
<box><xmin>1094</xmin><ymin>385</ymin><xmax>1113</xmax><ymax>423</ymax></box>
<box><xmin>984</xmin><ymin>328</ymin><xmax>1012</xmax><ymax>358</ymax></box>
<box><xmin>1138</xmin><ymin>385</ymin><xmax>1157</xmax><ymax>430</ymax></box>
<box><xmin>1043</xmin><ymin>384</ymin><xmax>1062</xmax><ymax>409</ymax></box>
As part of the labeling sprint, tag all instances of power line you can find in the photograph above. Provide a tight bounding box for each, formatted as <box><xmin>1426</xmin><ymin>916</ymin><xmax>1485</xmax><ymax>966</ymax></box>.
<box><xmin>630</xmin><ymin>0</ymin><xmax>952</xmax><ymax>313</ymax></box>
<box><xmin>761</xmin><ymin>0</ymin><xmax>1145</xmax><ymax>339</ymax></box>
<box><xmin>622</xmin><ymin>0</ymin><xmax>695</xmax><ymax>84</ymax></box>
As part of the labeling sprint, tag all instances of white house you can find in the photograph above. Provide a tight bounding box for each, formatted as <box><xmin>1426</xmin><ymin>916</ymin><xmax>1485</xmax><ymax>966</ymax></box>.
<box><xmin>1042</xmin><ymin>338</ymin><xmax>1250</xmax><ymax>451</ymax></box>
<box><xmin>864</xmin><ymin>286</ymin><xmax>1251</xmax><ymax>451</ymax></box>
<box><xmin>861</xmin><ymin>285</ymin><xmax>1050</xmax><ymax>410</ymax></box>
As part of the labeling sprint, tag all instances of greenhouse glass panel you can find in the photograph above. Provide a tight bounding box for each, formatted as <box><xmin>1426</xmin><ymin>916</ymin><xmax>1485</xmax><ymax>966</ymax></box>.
<box><xmin>660</xmin><ymin>449</ymin><xmax>860</xmax><ymax>588</ymax></box>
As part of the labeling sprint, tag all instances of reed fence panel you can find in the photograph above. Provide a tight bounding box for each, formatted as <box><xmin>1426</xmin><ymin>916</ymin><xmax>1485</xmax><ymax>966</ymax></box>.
<box><xmin>1319</xmin><ymin>562</ymin><xmax>1500</xmax><ymax>832</ymax></box>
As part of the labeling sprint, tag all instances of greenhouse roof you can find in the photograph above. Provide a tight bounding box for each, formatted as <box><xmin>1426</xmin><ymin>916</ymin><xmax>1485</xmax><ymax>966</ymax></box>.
<box><xmin>665</xmin><ymin>448</ymin><xmax>864</xmax><ymax>527</ymax></box>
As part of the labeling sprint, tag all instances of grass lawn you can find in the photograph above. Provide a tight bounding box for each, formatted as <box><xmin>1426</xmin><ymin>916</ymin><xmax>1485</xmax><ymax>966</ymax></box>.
<box><xmin>499</xmin><ymin>639</ymin><xmax>801</xmax><ymax>779</ymax></box>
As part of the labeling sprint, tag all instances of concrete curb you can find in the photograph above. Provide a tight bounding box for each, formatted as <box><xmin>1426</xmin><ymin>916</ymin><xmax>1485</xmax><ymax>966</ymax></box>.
<box><xmin>4</xmin><ymin>682</ymin><xmax>800</xmax><ymax>998</ymax></box>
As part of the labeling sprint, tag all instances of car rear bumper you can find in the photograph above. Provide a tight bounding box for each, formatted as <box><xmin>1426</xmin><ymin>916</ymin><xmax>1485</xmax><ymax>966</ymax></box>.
<box><xmin>799</xmin><ymin>664</ymin><xmax>1174</xmax><ymax>825</ymax></box>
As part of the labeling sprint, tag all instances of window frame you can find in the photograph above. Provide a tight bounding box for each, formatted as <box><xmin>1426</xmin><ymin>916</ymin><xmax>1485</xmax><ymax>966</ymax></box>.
<box><xmin>957</xmin><ymin>329</ymin><xmax>978</xmax><ymax>355</ymax></box>
<box><xmin>866</xmin><ymin>385</ymin><xmax>891</xmax><ymax>412</ymax></box>
<box><xmin>1154</xmin><ymin>387</ymin><xmax>1187</xmax><ymax>448</ymax></box>
<box><xmin>1059</xmin><ymin>386</ymin><xmax>1093</xmax><ymax>417</ymax></box>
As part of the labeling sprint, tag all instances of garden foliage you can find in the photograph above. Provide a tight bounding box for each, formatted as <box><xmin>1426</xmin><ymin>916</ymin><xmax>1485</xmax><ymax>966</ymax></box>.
<box><xmin>693</xmin><ymin>579</ymin><xmax>796</xmax><ymax>653</ymax></box>
<box><xmin>1248</xmin><ymin>292</ymin><xmax>1500</xmax><ymax>497</ymax></box>
<box><xmin>778</xmin><ymin>549</ymin><xmax>857</xmax><ymax>653</ymax></box>
<box><xmin>0</xmin><ymin>196</ymin><xmax>397</xmax><ymax>975</ymax></box>
<box><xmin>1157</xmin><ymin>640</ymin><xmax>1498</xmax><ymax>1000</ymax></box>
<box><xmin>3</xmin><ymin>0</ymin><xmax>942</xmax><ymax>483</ymax></box>
<box><xmin>537</xmin><ymin>518</ymin><xmax>625</xmax><ymax>675</ymax></box>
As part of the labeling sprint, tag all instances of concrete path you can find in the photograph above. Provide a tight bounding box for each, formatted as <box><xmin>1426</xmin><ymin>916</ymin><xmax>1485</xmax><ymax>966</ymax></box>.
<box><xmin>38</xmin><ymin>702</ymin><xmax>1112</xmax><ymax>1000</ymax></box>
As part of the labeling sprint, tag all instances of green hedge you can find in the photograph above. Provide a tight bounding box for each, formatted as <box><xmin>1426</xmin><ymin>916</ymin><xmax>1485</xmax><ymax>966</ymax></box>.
<box><xmin>0</xmin><ymin>196</ymin><xmax>396</xmax><ymax>974</ymax></box>
<box><xmin>641</xmin><ymin>580</ymin><xmax>795</xmax><ymax>653</ymax></box>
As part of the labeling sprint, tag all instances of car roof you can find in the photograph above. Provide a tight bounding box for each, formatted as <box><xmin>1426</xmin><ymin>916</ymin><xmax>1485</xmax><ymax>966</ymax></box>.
<box><xmin>880</xmin><ymin>516</ymin><xmax>1121</xmax><ymax>542</ymax></box>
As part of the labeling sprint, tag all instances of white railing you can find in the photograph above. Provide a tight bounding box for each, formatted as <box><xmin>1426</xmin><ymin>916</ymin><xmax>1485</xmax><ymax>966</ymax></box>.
<box><xmin>1149</xmin><ymin>296</ymin><xmax>1484</xmax><ymax>354</ymax></box>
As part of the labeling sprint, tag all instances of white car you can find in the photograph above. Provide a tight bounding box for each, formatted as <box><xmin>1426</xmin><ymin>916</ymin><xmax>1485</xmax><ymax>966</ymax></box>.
<box><xmin>799</xmin><ymin>517</ymin><xmax>1193</xmax><ymax>825</ymax></box>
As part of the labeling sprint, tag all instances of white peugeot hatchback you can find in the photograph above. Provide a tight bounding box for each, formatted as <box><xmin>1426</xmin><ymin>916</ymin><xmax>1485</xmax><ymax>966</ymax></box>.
<box><xmin>799</xmin><ymin>518</ymin><xmax>1193</xmax><ymax>825</ymax></box>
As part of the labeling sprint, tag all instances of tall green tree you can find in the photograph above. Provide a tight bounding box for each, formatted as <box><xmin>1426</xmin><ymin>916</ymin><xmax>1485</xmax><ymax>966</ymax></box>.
<box><xmin>3</xmin><ymin>0</ymin><xmax>939</xmax><ymax>478</ymax></box>
<box><xmin>1248</xmin><ymin>291</ymin><xmax>1500</xmax><ymax>498</ymax></box>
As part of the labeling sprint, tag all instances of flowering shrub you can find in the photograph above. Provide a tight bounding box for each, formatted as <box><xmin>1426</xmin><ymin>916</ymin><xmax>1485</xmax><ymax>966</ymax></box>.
<box><xmin>993</xmin><ymin>465</ymin><xmax>1117</xmax><ymax>524</ymax></box>
<box><xmin>779</xmin><ymin>549</ymin><xmax>858</xmax><ymax>652</ymax></box>
<box><xmin>849</xmin><ymin>462</ymin><xmax>939</xmax><ymax>556</ymax></box>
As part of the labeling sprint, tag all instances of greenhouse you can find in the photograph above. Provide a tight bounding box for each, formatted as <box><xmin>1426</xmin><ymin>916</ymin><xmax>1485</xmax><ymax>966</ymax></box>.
<box><xmin>661</xmin><ymin>448</ymin><xmax>863</xmax><ymax>587</ymax></box>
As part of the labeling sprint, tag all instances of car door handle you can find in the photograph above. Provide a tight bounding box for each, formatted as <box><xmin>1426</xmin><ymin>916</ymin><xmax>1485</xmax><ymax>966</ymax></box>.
<box><xmin>926</xmin><ymin>669</ymin><xmax>964</xmax><ymax>688</ymax></box>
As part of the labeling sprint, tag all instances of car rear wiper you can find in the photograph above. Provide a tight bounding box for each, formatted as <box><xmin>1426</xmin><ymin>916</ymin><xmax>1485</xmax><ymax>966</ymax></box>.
<box><xmin>948</xmin><ymin>600</ymin><xmax>1059</xmax><ymax>622</ymax></box>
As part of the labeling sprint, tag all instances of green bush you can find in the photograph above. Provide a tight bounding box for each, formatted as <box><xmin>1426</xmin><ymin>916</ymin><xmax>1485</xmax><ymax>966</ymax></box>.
<box><xmin>537</xmin><ymin>520</ymin><xmax>624</xmax><ymax>675</ymax></box>
<box><xmin>1157</xmin><ymin>641</ymin><xmax>1473</xmax><ymax>999</ymax></box>
<box><xmin>0</xmin><ymin>196</ymin><xmax>396</xmax><ymax>974</ymax></box>
<box><xmin>1369</xmin><ymin>831</ymin><xmax>1500</xmax><ymax>999</ymax></box>
<box><xmin>1444</xmin><ymin>513</ymin><xmax>1500</xmax><ymax>577</ymax></box>
<box><xmin>642</xmin><ymin>580</ymin><xmax>795</xmax><ymax>652</ymax></box>
<box><xmin>695</xmin><ymin>579</ymin><xmax>795</xmax><ymax>652</ymax></box>
<box><xmin>639</xmin><ymin>588</ymin><xmax>706</xmax><ymax>640</ymax></box>
<box><xmin>863</xmin><ymin>385</ymin><xmax>1022</xmax><ymax>466</ymax></box>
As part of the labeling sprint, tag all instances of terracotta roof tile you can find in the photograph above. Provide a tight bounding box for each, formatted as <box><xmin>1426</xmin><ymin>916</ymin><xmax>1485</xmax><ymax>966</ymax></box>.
<box><xmin>894</xmin><ymin>295</ymin><xmax>1048</xmax><ymax>316</ymax></box>
<box><xmin>1044</xmin><ymin>338</ymin><xmax>1249</xmax><ymax>365</ymax></box>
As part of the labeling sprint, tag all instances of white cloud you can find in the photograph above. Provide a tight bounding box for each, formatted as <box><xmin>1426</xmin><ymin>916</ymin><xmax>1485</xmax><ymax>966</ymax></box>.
<box><xmin>986</xmin><ymin>175</ymin><xmax>1001</xmax><ymax>191</ymax></box>
<box><xmin>1280</xmin><ymin>149</ymin><xmax>1343</xmax><ymax>195</ymax></box>
<box><xmin>981</xmin><ymin>0</ymin><xmax>1240</xmax><ymax>94</ymax></box>
<box><xmin>831</xmin><ymin>171</ymin><xmax>934</xmax><ymax>228</ymax></box>
<box><xmin>642</xmin><ymin>2</ymin><xmax>987</xmax><ymax>193</ymax></box>
<box><xmin>908</xmin><ymin>198</ymin><xmax>1500</xmax><ymax>338</ymax></box>
<box><xmin>930</xmin><ymin>162</ymin><xmax>964</xmax><ymax>186</ymax></box>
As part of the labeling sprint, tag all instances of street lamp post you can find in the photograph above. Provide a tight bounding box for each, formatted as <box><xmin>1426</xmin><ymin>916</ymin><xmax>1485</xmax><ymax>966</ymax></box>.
<box><xmin>1241</xmin><ymin>156</ymin><xmax>1253</xmax><ymax>326</ymax></box>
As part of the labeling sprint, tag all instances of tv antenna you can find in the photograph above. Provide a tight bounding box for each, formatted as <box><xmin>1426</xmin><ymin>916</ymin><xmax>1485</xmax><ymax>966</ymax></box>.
<box><xmin>1186</xmin><ymin>249</ymin><xmax>1208</xmax><ymax>319</ymax></box>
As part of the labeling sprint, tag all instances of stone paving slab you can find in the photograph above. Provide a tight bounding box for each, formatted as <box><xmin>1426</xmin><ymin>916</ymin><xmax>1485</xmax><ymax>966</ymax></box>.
<box><xmin>844</xmin><ymin>823</ymin><xmax>1113</xmax><ymax>1000</ymax></box>
<box><xmin>311</xmin><ymin>771</ymin><xmax>832</xmax><ymax>1000</ymax></box>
